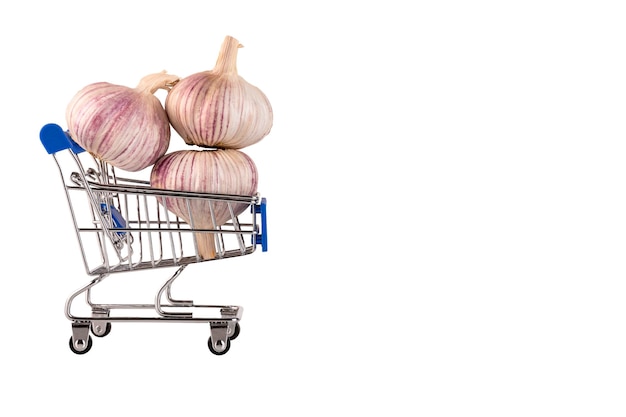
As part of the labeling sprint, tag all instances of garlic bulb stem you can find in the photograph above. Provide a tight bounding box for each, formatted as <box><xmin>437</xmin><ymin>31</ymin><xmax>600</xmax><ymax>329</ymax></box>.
<box><xmin>136</xmin><ymin>70</ymin><xmax>180</xmax><ymax>94</ymax></box>
<box><xmin>213</xmin><ymin>36</ymin><xmax>243</xmax><ymax>74</ymax></box>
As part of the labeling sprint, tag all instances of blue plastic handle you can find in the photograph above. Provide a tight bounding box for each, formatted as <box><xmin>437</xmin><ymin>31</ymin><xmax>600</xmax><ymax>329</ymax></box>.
<box><xmin>40</xmin><ymin>123</ymin><xmax>85</xmax><ymax>154</ymax></box>
<box><xmin>253</xmin><ymin>198</ymin><xmax>268</xmax><ymax>252</ymax></box>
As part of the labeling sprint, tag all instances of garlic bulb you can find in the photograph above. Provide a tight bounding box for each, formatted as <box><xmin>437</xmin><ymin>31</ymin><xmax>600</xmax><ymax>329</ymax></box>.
<box><xmin>165</xmin><ymin>35</ymin><xmax>273</xmax><ymax>149</ymax></box>
<box><xmin>150</xmin><ymin>148</ymin><xmax>258</xmax><ymax>259</ymax></box>
<box><xmin>66</xmin><ymin>71</ymin><xmax>180</xmax><ymax>172</ymax></box>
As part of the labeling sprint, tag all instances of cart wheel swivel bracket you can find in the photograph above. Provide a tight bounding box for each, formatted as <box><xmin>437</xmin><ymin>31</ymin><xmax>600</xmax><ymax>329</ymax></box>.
<box><xmin>70</xmin><ymin>321</ymin><xmax>92</xmax><ymax>354</ymax></box>
<box><xmin>209</xmin><ymin>321</ymin><xmax>235</xmax><ymax>355</ymax></box>
<box><xmin>91</xmin><ymin>308</ymin><xmax>111</xmax><ymax>337</ymax></box>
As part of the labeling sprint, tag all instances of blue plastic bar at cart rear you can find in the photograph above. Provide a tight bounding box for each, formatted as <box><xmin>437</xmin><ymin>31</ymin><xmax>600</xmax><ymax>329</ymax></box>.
<box><xmin>254</xmin><ymin>198</ymin><xmax>268</xmax><ymax>252</ymax></box>
<box><xmin>40</xmin><ymin>123</ymin><xmax>85</xmax><ymax>154</ymax></box>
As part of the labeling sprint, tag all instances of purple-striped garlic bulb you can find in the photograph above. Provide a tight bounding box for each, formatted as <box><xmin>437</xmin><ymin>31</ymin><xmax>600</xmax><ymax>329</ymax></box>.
<box><xmin>165</xmin><ymin>35</ymin><xmax>273</xmax><ymax>149</ymax></box>
<box><xmin>150</xmin><ymin>148</ymin><xmax>258</xmax><ymax>259</ymax></box>
<box><xmin>66</xmin><ymin>71</ymin><xmax>180</xmax><ymax>171</ymax></box>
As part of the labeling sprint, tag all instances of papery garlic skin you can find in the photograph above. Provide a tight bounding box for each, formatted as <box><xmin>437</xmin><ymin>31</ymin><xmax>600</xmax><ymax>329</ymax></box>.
<box><xmin>165</xmin><ymin>36</ymin><xmax>273</xmax><ymax>149</ymax></box>
<box><xmin>66</xmin><ymin>72</ymin><xmax>179</xmax><ymax>172</ymax></box>
<box><xmin>150</xmin><ymin>148</ymin><xmax>258</xmax><ymax>259</ymax></box>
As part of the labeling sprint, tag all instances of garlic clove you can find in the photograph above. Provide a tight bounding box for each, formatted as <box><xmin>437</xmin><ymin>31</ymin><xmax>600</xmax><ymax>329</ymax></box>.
<box><xmin>165</xmin><ymin>35</ymin><xmax>273</xmax><ymax>149</ymax></box>
<box><xmin>150</xmin><ymin>148</ymin><xmax>258</xmax><ymax>260</ymax></box>
<box><xmin>66</xmin><ymin>71</ymin><xmax>180</xmax><ymax>172</ymax></box>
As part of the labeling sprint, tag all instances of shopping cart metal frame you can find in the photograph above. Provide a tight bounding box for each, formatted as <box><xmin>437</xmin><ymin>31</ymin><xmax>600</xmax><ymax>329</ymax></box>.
<box><xmin>40</xmin><ymin>123</ymin><xmax>268</xmax><ymax>355</ymax></box>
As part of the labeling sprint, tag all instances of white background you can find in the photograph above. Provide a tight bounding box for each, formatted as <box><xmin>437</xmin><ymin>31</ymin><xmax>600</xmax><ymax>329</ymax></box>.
<box><xmin>2</xmin><ymin>0</ymin><xmax>626</xmax><ymax>415</ymax></box>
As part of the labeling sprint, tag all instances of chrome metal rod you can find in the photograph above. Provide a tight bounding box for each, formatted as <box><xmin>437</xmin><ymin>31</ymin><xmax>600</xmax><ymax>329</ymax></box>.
<box><xmin>65</xmin><ymin>315</ymin><xmax>239</xmax><ymax>323</ymax></box>
<box><xmin>66</xmin><ymin>274</ymin><xmax>108</xmax><ymax>320</ymax></box>
<box><xmin>155</xmin><ymin>265</ymin><xmax>191</xmax><ymax>317</ymax></box>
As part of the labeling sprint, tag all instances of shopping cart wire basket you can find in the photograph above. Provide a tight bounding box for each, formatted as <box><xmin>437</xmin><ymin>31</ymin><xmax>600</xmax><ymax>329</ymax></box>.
<box><xmin>40</xmin><ymin>123</ymin><xmax>268</xmax><ymax>355</ymax></box>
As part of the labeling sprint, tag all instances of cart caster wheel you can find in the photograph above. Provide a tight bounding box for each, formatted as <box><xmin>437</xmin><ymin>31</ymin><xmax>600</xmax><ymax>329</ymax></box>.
<box><xmin>230</xmin><ymin>322</ymin><xmax>240</xmax><ymax>341</ymax></box>
<box><xmin>69</xmin><ymin>335</ymin><xmax>93</xmax><ymax>355</ymax></box>
<box><xmin>91</xmin><ymin>322</ymin><xmax>111</xmax><ymax>337</ymax></box>
<box><xmin>208</xmin><ymin>337</ymin><xmax>231</xmax><ymax>355</ymax></box>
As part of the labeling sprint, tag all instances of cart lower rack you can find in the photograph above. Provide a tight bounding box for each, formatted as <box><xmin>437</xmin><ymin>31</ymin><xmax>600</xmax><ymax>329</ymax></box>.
<box><xmin>40</xmin><ymin>123</ymin><xmax>268</xmax><ymax>355</ymax></box>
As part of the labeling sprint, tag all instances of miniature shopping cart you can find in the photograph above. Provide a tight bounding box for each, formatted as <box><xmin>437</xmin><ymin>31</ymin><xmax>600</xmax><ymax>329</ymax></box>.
<box><xmin>39</xmin><ymin>123</ymin><xmax>267</xmax><ymax>355</ymax></box>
